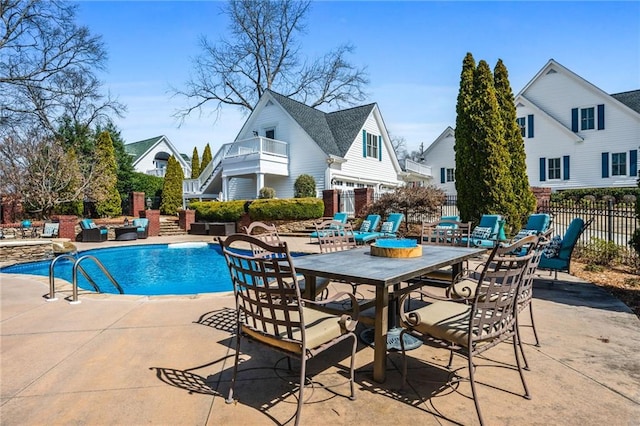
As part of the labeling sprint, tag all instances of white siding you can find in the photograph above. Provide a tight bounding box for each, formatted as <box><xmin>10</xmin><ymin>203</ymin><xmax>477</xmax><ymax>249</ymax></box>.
<box><xmin>134</xmin><ymin>140</ymin><xmax>191</xmax><ymax>178</ymax></box>
<box><xmin>423</xmin><ymin>129</ymin><xmax>457</xmax><ymax>195</ymax></box>
<box><xmin>340</xmin><ymin>113</ymin><xmax>401</xmax><ymax>189</ymax></box>
<box><xmin>519</xmin><ymin>64</ymin><xmax>640</xmax><ymax>190</ymax></box>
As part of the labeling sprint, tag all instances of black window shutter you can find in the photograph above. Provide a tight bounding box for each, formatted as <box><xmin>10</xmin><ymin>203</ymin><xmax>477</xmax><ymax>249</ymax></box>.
<box><xmin>563</xmin><ymin>155</ymin><xmax>570</xmax><ymax>180</ymax></box>
<box><xmin>601</xmin><ymin>152</ymin><xmax>609</xmax><ymax>178</ymax></box>
<box><xmin>630</xmin><ymin>149</ymin><xmax>638</xmax><ymax>177</ymax></box>
<box><xmin>597</xmin><ymin>104</ymin><xmax>605</xmax><ymax>130</ymax></box>
<box><xmin>539</xmin><ymin>157</ymin><xmax>546</xmax><ymax>181</ymax></box>
<box><xmin>527</xmin><ymin>115</ymin><xmax>534</xmax><ymax>138</ymax></box>
<box><xmin>571</xmin><ymin>108</ymin><xmax>579</xmax><ymax>132</ymax></box>
<box><xmin>440</xmin><ymin>167</ymin><xmax>445</xmax><ymax>183</ymax></box>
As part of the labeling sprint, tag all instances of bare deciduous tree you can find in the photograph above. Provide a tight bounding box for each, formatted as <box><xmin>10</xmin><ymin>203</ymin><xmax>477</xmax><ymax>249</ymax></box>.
<box><xmin>172</xmin><ymin>0</ymin><xmax>369</xmax><ymax>121</ymax></box>
<box><xmin>0</xmin><ymin>131</ymin><xmax>93</xmax><ymax>218</ymax></box>
<box><xmin>0</xmin><ymin>0</ymin><xmax>124</xmax><ymax>138</ymax></box>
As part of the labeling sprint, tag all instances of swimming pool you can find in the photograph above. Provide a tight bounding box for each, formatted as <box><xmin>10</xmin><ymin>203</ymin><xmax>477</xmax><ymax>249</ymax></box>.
<box><xmin>1</xmin><ymin>243</ymin><xmax>237</xmax><ymax>296</ymax></box>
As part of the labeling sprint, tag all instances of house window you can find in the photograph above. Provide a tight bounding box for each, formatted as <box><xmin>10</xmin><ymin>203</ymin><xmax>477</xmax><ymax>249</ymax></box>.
<box><xmin>265</xmin><ymin>128</ymin><xmax>275</xmax><ymax>139</ymax></box>
<box><xmin>548</xmin><ymin>158</ymin><xmax>561</xmax><ymax>180</ymax></box>
<box><xmin>446</xmin><ymin>168</ymin><xmax>455</xmax><ymax>182</ymax></box>
<box><xmin>366</xmin><ymin>133</ymin><xmax>379</xmax><ymax>158</ymax></box>
<box><xmin>581</xmin><ymin>107</ymin><xmax>595</xmax><ymax>130</ymax></box>
<box><xmin>516</xmin><ymin>117</ymin><xmax>526</xmax><ymax>137</ymax></box>
<box><xmin>612</xmin><ymin>152</ymin><xmax>627</xmax><ymax>176</ymax></box>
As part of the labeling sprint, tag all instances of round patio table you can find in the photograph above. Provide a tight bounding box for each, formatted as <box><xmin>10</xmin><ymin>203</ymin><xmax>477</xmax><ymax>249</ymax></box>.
<box><xmin>115</xmin><ymin>226</ymin><xmax>138</xmax><ymax>241</ymax></box>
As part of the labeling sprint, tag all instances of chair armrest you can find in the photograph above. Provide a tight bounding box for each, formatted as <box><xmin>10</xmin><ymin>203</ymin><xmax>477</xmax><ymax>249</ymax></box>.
<box><xmin>302</xmin><ymin>291</ymin><xmax>359</xmax><ymax>332</ymax></box>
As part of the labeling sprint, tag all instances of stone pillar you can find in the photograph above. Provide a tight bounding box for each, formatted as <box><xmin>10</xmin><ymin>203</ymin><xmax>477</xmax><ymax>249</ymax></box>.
<box><xmin>141</xmin><ymin>210</ymin><xmax>160</xmax><ymax>237</ymax></box>
<box><xmin>354</xmin><ymin>187</ymin><xmax>374</xmax><ymax>217</ymax></box>
<box><xmin>130</xmin><ymin>192</ymin><xmax>146</xmax><ymax>217</ymax></box>
<box><xmin>322</xmin><ymin>189</ymin><xmax>339</xmax><ymax>217</ymax></box>
<box><xmin>178</xmin><ymin>209</ymin><xmax>195</xmax><ymax>231</ymax></box>
<box><xmin>53</xmin><ymin>215</ymin><xmax>79</xmax><ymax>240</ymax></box>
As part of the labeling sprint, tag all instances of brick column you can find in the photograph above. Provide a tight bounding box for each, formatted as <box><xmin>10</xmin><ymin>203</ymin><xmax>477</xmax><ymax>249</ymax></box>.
<box><xmin>322</xmin><ymin>189</ymin><xmax>339</xmax><ymax>217</ymax></box>
<box><xmin>130</xmin><ymin>192</ymin><xmax>146</xmax><ymax>217</ymax></box>
<box><xmin>354</xmin><ymin>187</ymin><xmax>374</xmax><ymax>218</ymax></box>
<box><xmin>141</xmin><ymin>210</ymin><xmax>160</xmax><ymax>237</ymax></box>
<box><xmin>53</xmin><ymin>215</ymin><xmax>79</xmax><ymax>240</ymax></box>
<box><xmin>178</xmin><ymin>209</ymin><xmax>195</xmax><ymax>231</ymax></box>
<box><xmin>531</xmin><ymin>187</ymin><xmax>551</xmax><ymax>212</ymax></box>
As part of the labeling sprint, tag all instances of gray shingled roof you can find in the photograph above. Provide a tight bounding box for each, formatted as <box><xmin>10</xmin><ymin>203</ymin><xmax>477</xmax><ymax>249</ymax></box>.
<box><xmin>611</xmin><ymin>90</ymin><xmax>640</xmax><ymax>114</ymax></box>
<box><xmin>266</xmin><ymin>90</ymin><xmax>375</xmax><ymax>157</ymax></box>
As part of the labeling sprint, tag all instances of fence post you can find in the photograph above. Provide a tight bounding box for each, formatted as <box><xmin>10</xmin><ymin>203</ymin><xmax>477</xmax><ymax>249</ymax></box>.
<box><xmin>607</xmin><ymin>199</ymin><xmax>614</xmax><ymax>242</ymax></box>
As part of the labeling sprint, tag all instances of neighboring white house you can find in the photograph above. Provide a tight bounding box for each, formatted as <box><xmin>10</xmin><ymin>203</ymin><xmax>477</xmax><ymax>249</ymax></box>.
<box><xmin>182</xmin><ymin>90</ymin><xmax>424</xmax><ymax>202</ymax></box>
<box><xmin>124</xmin><ymin>135</ymin><xmax>192</xmax><ymax>178</ymax></box>
<box><xmin>424</xmin><ymin>59</ymin><xmax>640</xmax><ymax>194</ymax></box>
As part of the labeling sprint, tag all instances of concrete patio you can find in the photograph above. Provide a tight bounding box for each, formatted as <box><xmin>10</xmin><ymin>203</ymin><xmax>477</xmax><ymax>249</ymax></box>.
<box><xmin>1</xmin><ymin>235</ymin><xmax>639</xmax><ymax>425</ymax></box>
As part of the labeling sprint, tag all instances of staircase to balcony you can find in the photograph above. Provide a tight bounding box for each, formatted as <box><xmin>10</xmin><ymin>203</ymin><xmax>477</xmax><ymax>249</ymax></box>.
<box><xmin>159</xmin><ymin>218</ymin><xmax>186</xmax><ymax>236</ymax></box>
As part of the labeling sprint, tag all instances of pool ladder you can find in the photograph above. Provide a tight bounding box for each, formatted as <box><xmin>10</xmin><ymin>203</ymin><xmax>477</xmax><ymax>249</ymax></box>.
<box><xmin>48</xmin><ymin>254</ymin><xmax>124</xmax><ymax>304</ymax></box>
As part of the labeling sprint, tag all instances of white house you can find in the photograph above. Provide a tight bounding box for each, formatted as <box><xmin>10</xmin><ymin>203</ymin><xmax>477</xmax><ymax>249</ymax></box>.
<box><xmin>124</xmin><ymin>135</ymin><xmax>192</xmax><ymax>178</ymax></box>
<box><xmin>182</xmin><ymin>90</ymin><xmax>423</xmax><ymax>203</ymax></box>
<box><xmin>424</xmin><ymin>59</ymin><xmax>640</xmax><ymax>194</ymax></box>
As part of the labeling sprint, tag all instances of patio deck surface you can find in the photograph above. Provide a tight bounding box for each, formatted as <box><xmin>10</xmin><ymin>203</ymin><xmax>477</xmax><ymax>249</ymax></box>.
<box><xmin>1</xmin><ymin>235</ymin><xmax>639</xmax><ymax>425</ymax></box>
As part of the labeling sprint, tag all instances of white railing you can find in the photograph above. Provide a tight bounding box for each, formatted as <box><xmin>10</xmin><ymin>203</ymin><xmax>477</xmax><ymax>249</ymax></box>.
<box><xmin>404</xmin><ymin>158</ymin><xmax>432</xmax><ymax>177</ymax></box>
<box><xmin>225</xmin><ymin>137</ymin><xmax>288</xmax><ymax>158</ymax></box>
<box><xmin>146</xmin><ymin>168</ymin><xmax>166</xmax><ymax>177</ymax></box>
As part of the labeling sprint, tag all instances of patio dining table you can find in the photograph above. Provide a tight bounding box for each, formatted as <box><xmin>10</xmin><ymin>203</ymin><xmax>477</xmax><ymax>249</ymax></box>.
<box><xmin>293</xmin><ymin>244</ymin><xmax>485</xmax><ymax>383</ymax></box>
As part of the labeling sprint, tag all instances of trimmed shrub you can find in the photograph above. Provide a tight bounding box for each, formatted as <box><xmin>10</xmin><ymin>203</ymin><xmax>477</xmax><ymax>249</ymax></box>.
<box><xmin>190</xmin><ymin>200</ymin><xmax>247</xmax><ymax>222</ymax></box>
<box><xmin>259</xmin><ymin>187</ymin><xmax>276</xmax><ymax>199</ymax></box>
<box><xmin>248</xmin><ymin>198</ymin><xmax>324</xmax><ymax>220</ymax></box>
<box><xmin>294</xmin><ymin>174</ymin><xmax>316</xmax><ymax>198</ymax></box>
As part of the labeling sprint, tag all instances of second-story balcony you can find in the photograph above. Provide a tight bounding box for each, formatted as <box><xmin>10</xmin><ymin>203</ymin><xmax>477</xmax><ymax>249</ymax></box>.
<box><xmin>221</xmin><ymin>136</ymin><xmax>289</xmax><ymax>178</ymax></box>
<box><xmin>183</xmin><ymin>136</ymin><xmax>289</xmax><ymax>196</ymax></box>
<box><xmin>404</xmin><ymin>158</ymin><xmax>432</xmax><ymax>178</ymax></box>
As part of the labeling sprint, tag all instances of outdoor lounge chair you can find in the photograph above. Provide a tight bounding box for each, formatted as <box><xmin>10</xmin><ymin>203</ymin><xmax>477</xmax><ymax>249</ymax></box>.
<box><xmin>354</xmin><ymin>212</ymin><xmax>404</xmax><ymax>244</ymax></box>
<box><xmin>538</xmin><ymin>217</ymin><xmax>591</xmax><ymax>280</ymax></box>
<box><xmin>219</xmin><ymin>234</ymin><xmax>359</xmax><ymax>426</ymax></box>
<box><xmin>353</xmin><ymin>214</ymin><xmax>381</xmax><ymax>244</ymax></box>
<box><xmin>132</xmin><ymin>218</ymin><xmax>149</xmax><ymax>239</ymax></box>
<box><xmin>41</xmin><ymin>222</ymin><xmax>59</xmax><ymax>238</ymax></box>
<box><xmin>462</xmin><ymin>214</ymin><xmax>506</xmax><ymax>248</ymax></box>
<box><xmin>511</xmin><ymin>213</ymin><xmax>552</xmax><ymax>241</ymax></box>
<box><xmin>398</xmin><ymin>238</ymin><xmax>535</xmax><ymax>426</ymax></box>
<box><xmin>308</xmin><ymin>212</ymin><xmax>348</xmax><ymax>242</ymax></box>
<box><xmin>79</xmin><ymin>218</ymin><xmax>108</xmax><ymax>242</ymax></box>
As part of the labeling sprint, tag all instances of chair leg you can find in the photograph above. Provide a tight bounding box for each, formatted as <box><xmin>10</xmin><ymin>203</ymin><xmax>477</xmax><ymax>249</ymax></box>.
<box><xmin>447</xmin><ymin>350</ymin><xmax>454</xmax><ymax>369</ymax></box>
<box><xmin>226</xmin><ymin>333</ymin><xmax>242</xmax><ymax>404</ymax></box>
<box><xmin>529</xmin><ymin>302</ymin><xmax>541</xmax><ymax>347</ymax></box>
<box><xmin>295</xmin><ymin>356</ymin><xmax>307</xmax><ymax>426</ymax></box>
<box><xmin>349</xmin><ymin>334</ymin><xmax>357</xmax><ymax>400</ymax></box>
<box><xmin>512</xmin><ymin>331</ymin><xmax>531</xmax><ymax>400</ymax></box>
<box><xmin>400</xmin><ymin>330</ymin><xmax>408</xmax><ymax>388</ymax></box>
<box><xmin>468</xmin><ymin>353</ymin><xmax>485</xmax><ymax>426</ymax></box>
<box><xmin>515</xmin><ymin>314</ymin><xmax>530</xmax><ymax>371</ymax></box>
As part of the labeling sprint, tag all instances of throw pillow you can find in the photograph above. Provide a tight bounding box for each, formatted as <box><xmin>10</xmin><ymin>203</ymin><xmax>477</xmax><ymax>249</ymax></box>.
<box><xmin>380</xmin><ymin>221</ymin><xmax>394</xmax><ymax>233</ymax></box>
<box><xmin>359</xmin><ymin>220</ymin><xmax>371</xmax><ymax>232</ymax></box>
<box><xmin>543</xmin><ymin>235</ymin><xmax>562</xmax><ymax>258</ymax></box>
<box><xmin>513</xmin><ymin>229</ymin><xmax>538</xmax><ymax>241</ymax></box>
<box><xmin>471</xmin><ymin>226</ymin><xmax>492</xmax><ymax>240</ymax></box>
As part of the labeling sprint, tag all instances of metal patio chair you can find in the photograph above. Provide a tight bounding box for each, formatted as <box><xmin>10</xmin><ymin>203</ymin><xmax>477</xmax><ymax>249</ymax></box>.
<box><xmin>398</xmin><ymin>238</ymin><xmax>535</xmax><ymax>426</ymax></box>
<box><xmin>219</xmin><ymin>234</ymin><xmax>359</xmax><ymax>426</ymax></box>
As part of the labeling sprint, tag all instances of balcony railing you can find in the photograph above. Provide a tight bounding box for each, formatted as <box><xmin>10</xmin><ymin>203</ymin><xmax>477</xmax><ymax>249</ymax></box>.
<box><xmin>404</xmin><ymin>159</ymin><xmax>432</xmax><ymax>177</ymax></box>
<box><xmin>146</xmin><ymin>168</ymin><xmax>166</xmax><ymax>177</ymax></box>
<box><xmin>225</xmin><ymin>137</ymin><xmax>288</xmax><ymax>158</ymax></box>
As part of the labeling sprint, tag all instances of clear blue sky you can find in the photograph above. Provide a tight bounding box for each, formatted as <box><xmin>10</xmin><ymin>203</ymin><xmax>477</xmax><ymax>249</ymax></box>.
<box><xmin>76</xmin><ymin>1</ymin><xmax>640</xmax><ymax>156</ymax></box>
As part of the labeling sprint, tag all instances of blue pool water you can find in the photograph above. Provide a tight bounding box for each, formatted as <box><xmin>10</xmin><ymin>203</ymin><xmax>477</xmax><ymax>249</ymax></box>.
<box><xmin>1</xmin><ymin>243</ymin><xmax>237</xmax><ymax>296</ymax></box>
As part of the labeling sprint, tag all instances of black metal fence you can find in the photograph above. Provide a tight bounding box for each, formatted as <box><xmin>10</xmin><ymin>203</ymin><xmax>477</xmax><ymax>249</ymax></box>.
<box><xmin>344</xmin><ymin>191</ymin><xmax>638</xmax><ymax>263</ymax></box>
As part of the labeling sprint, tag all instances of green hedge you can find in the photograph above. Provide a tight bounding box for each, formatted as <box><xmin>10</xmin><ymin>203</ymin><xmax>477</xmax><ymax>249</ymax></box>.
<box><xmin>248</xmin><ymin>198</ymin><xmax>324</xmax><ymax>220</ymax></box>
<box><xmin>190</xmin><ymin>200</ymin><xmax>247</xmax><ymax>222</ymax></box>
<box><xmin>189</xmin><ymin>198</ymin><xmax>324</xmax><ymax>222</ymax></box>
<box><xmin>551</xmin><ymin>188</ymin><xmax>638</xmax><ymax>204</ymax></box>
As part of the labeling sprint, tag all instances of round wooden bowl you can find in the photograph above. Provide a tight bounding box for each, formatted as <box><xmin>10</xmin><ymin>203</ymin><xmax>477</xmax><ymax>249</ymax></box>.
<box><xmin>370</xmin><ymin>243</ymin><xmax>422</xmax><ymax>258</ymax></box>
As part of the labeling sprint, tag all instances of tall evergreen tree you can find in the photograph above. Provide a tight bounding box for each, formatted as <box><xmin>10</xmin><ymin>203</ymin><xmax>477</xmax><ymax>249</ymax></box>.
<box><xmin>191</xmin><ymin>147</ymin><xmax>201</xmax><ymax>178</ymax></box>
<box><xmin>160</xmin><ymin>156</ymin><xmax>184</xmax><ymax>215</ymax></box>
<box><xmin>470</xmin><ymin>60</ymin><xmax>514</xmax><ymax>225</ymax></box>
<box><xmin>201</xmin><ymin>143</ymin><xmax>212</xmax><ymax>170</ymax></box>
<box><xmin>95</xmin><ymin>121</ymin><xmax>135</xmax><ymax>204</ymax></box>
<box><xmin>93</xmin><ymin>131</ymin><xmax>122</xmax><ymax>217</ymax></box>
<box><xmin>454</xmin><ymin>53</ymin><xmax>478</xmax><ymax>223</ymax></box>
<box><xmin>494</xmin><ymin>59</ymin><xmax>536</xmax><ymax>232</ymax></box>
